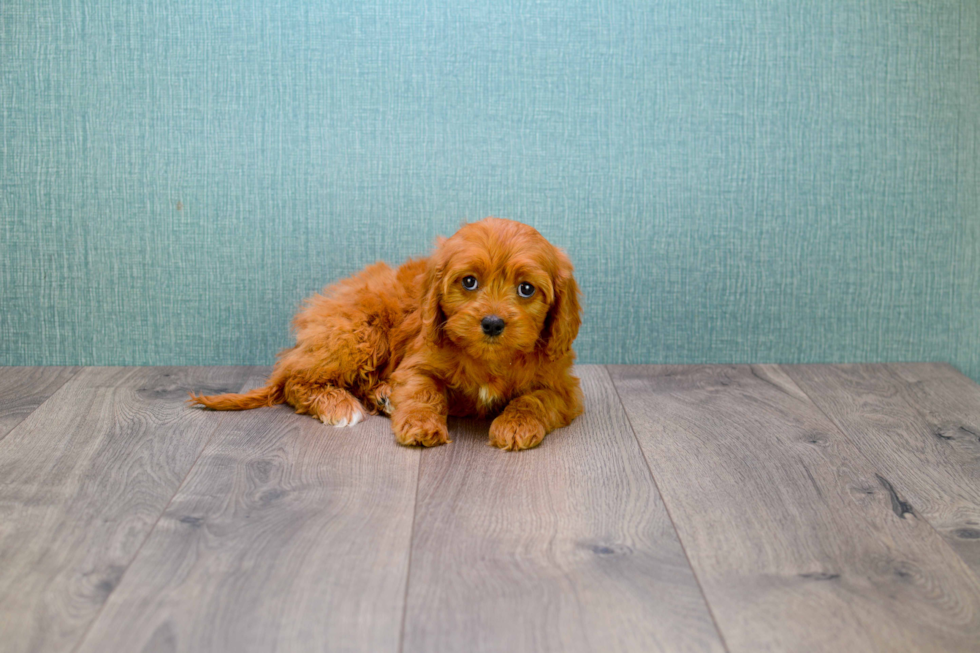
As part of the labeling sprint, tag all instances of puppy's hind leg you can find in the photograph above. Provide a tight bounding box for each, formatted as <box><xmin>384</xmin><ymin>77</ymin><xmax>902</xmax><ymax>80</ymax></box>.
<box><xmin>280</xmin><ymin>261</ymin><xmax>405</xmax><ymax>425</ymax></box>
<box><xmin>284</xmin><ymin>379</ymin><xmax>367</xmax><ymax>427</ymax></box>
<box><xmin>313</xmin><ymin>388</ymin><xmax>367</xmax><ymax>427</ymax></box>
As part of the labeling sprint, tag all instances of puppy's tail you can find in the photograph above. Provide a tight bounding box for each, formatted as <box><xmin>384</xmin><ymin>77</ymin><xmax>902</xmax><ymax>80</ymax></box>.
<box><xmin>188</xmin><ymin>384</ymin><xmax>284</xmax><ymax>411</ymax></box>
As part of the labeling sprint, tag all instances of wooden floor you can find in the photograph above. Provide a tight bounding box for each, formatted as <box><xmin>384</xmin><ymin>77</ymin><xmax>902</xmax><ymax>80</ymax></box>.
<box><xmin>1</xmin><ymin>364</ymin><xmax>980</xmax><ymax>652</ymax></box>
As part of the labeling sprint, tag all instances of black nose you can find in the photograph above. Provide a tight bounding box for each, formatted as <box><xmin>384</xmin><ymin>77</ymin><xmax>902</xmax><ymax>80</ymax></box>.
<box><xmin>481</xmin><ymin>315</ymin><xmax>506</xmax><ymax>337</ymax></box>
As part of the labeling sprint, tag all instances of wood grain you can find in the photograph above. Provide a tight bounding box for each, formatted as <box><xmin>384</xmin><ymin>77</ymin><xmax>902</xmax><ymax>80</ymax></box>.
<box><xmin>0</xmin><ymin>366</ymin><xmax>253</xmax><ymax>653</ymax></box>
<box><xmin>75</xmin><ymin>371</ymin><xmax>421</xmax><ymax>653</ymax></box>
<box><xmin>609</xmin><ymin>364</ymin><xmax>980</xmax><ymax>653</ymax></box>
<box><xmin>0</xmin><ymin>366</ymin><xmax>79</xmax><ymax>440</ymax></box>
<box><xmin>402</xmin><ymin>366</ymin><xmax>725</xmax><ymax>653</ymax></box>
<box><xmin>785</xmin><ymin>363</ymin><xmax>980</xmax><ymax>574</ymax></box>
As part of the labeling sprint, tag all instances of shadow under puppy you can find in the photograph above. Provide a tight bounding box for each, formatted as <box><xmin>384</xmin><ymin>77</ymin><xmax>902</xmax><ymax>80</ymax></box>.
<box><xmin>190</xmin><ymin>217</ymin><xmax>584</xmax><ymax>451</ymax></box>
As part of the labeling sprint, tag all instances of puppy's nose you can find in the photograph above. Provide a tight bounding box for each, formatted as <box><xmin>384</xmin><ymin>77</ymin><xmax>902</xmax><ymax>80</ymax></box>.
<box><xmin>481</xmin><ymin>315</ymin><xmax>506</xmax><ymax>337</ymax></box>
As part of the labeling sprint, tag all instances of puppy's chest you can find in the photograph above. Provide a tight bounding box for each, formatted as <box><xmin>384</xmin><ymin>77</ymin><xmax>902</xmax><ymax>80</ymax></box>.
<box><xmin>477</xmin><ymin>384</ymin><xmax>503</xmax><ymax>409</ymax></box>
<box><xmin>449</xmin><ymin>380</ymin><xmax>514</xmax><ymax>417</ymax></box>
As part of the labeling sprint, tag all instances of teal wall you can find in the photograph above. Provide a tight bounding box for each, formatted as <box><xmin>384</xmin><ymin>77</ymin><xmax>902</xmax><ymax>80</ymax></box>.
<box><xmin>2</xmin><ymin>1</ymin><xmax>979</xmax><ymax>380</ymax></box>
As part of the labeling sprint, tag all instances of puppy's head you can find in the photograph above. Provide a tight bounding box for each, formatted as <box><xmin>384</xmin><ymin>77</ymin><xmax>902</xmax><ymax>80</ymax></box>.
<box><xmin>421</xmin><ymin>218</ymin><xmax>581</xmax><ymax>362</ymax></box>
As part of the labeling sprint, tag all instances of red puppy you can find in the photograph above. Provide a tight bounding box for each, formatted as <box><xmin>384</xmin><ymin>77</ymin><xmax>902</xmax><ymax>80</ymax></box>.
<box><xmin>190</xmin><ymin>217</ymin><xmax>583</xmax><ymax>450</ymax></box>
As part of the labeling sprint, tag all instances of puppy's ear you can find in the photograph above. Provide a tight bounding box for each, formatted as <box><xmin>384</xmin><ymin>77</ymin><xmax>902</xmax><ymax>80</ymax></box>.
<box><xmin>420</xmin><ymin>253</ymin><xmax>447</xmax><ymax>343</ymax></box>
<box><xmin>542</xmin><ymin>251</ymin><xmax>582</xmax><ymax>361</ymax></box>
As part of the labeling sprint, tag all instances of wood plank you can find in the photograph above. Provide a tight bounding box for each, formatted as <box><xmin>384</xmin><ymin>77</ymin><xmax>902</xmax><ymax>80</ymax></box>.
<box><xmin>785</xmin><ymin>363</ymin><xmax>980</xmax><ymax>574</ymax></box>
<box><xmin>0</xmin><ymin>366</ymin><xmax>254</xmax><ymax>653</ymax></box>
<box><xmin>76</xmin><ymin>372</ymin><xmax>421</xmax><ymax>653</ymax></box>
<box><xmin>402</xmin><ymin>366</ymin><xmax>725</xmax><ymax>653</ymax></box>
<box><xmin>609</xmin><ymin>364</ymin><xmax>980</xmax><ymax>653</ymax></box>
<box><xmin>0</xmin><ymin>367</ymin><xmax>79</xmax><ymax>440</ymax></box>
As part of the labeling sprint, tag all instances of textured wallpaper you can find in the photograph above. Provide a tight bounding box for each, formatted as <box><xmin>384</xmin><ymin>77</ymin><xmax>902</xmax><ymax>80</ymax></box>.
<box><xmin>1</xmin><ymin>1</ymin><xmax>978</xmax><ymax>380</ymax></box>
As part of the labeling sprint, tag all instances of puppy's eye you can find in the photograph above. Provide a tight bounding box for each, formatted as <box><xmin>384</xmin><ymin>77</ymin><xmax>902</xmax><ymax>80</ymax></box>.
<box><xmin>517</xmin><ymin>282</ymin><xmax>535</xmax><ymax>298</ymax></box>
<box><xmin>461</xmin><ymin>275</ymin><xmax>479</xmax><ymax>291</ymax></box>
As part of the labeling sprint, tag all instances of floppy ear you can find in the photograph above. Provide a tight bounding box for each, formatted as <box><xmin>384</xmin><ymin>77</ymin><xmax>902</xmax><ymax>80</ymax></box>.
<box><xmin>420</xmin><ymin>251</ymin><xmax>447</xmax><ymax>343</ymax></box>
<box><xmin>542</xmin><ymin>252</ymin><xmax>582</xmax><ymax>361</ymax></box>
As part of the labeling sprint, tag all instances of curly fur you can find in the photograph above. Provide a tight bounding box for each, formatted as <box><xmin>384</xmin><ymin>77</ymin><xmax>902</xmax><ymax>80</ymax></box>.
<box><xmin>189</xmin><ymin>217</ymin><xmax>584</xmax><ymax>451</ymax></box>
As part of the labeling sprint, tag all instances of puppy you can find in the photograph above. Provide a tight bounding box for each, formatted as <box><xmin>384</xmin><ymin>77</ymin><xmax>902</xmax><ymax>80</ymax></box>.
<box><xmin>190</xmin><ymin>217</ymin><xmax>583</xmax><ymax>450</ymax></box>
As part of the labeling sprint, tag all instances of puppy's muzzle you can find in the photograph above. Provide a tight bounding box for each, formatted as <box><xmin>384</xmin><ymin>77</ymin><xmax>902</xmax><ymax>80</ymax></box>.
<box><xmin>481</xmin><ymin>315</ymin><xmax>506</xmax><ymax>337</ymax></box>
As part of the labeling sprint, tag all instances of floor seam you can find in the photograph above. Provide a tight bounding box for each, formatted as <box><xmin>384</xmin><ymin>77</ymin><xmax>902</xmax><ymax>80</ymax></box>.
<box><xmin>0</xmin><ymin>366</ymin><xmax>84</xmax><ymax>445</ymax></box>
<box><xmin>603</xmin><ymin>365</ymin><xmax>733</xmax><ymax>653</ymax></box>
<box><xmin>397</xmin><ymin>447</ymin><xmax>424</xmax><ymax>653</ymax></box>
<box><xmin>69</xmin><ymin>369</ymin><xmax>253</xmax><ymax>653</ymax></box>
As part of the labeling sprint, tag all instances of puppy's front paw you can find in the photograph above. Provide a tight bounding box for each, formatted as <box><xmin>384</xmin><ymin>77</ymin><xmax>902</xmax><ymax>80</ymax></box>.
<box><xmin>489</xmin><ymin>412</ymin><xmax>547</xmax><ymax>451</ymax></box>
<box><xmin>392</xmin><ymin>411</ymin><xmax>450</xmax><ymax>447</ymax></box>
